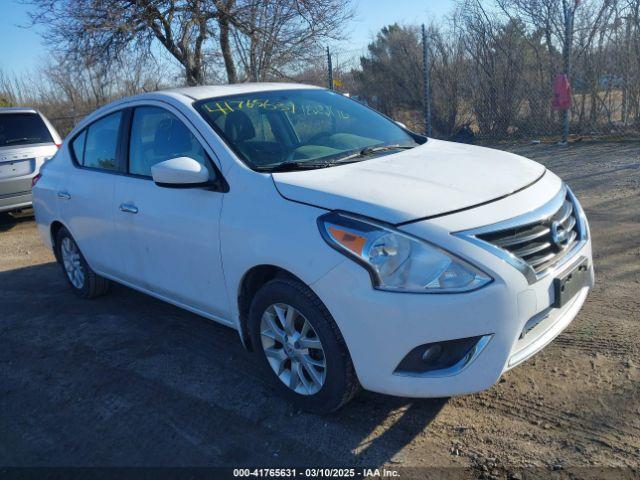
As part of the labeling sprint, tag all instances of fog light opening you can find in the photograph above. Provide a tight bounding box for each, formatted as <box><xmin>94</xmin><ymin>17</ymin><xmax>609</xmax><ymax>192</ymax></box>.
<box><xmin>394</xmin><ymin>335</ymin><xmax>492</xmax><ymax>376</ymax></box>
<box><xmin>421</xmin><ymin>343</ymin><xmax>443</xmax><ymax>363</ymax></box>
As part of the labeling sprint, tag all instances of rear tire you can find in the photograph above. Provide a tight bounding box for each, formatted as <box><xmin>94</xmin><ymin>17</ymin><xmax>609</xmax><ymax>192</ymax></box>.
<box><xmin>55</xmin><ymin>227</ymin><xmax>110</xmax><ymax>299</ymax></box>
<box><xmin>248</xmin><ymin>277</ymin><xmax>359</xmax><ymax>413</ymax></box>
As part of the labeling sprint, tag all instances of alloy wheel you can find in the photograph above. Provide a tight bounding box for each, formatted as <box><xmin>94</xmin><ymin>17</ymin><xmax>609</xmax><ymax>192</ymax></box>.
<box><xmin>260</xmin><ymin>303</ymin><xmax>327</xmax><ymax>395</ymax></box>
<box><xmin>61</xmin><ymin>237</ymin><xmax>85</xmax><ymax>289</ymax></box>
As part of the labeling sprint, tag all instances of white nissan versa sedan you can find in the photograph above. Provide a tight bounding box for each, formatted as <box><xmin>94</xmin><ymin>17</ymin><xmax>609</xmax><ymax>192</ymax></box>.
<box><xmin>33</xmin><ymin>83</ymin><xmax>594</xmax><ymax>413</ymax></box>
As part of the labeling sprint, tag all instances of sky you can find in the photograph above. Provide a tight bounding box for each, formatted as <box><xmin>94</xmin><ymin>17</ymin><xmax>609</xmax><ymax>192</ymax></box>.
<box><xmin>0</xmin><ymin>0</ymin><xmax>455</xmax><ymax>73</ymax></box>
<box><xmin>341</xmin><ymin>0</ymin><xmax>455</xmax><ymax>49</ymax></box>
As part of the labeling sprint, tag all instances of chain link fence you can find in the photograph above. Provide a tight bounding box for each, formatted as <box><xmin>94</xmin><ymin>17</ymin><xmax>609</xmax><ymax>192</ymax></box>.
<box><xmin>42</xmin><ymin>77</ymin><xmax>640</xmax><ymax>147</ymax></box>
<box><xmin>32</xmin><ymin>32</ymin><xmax>640</xmax><ymax>144</ymax></box>
<box><xmin>46</xmin><ymin>112</ymin><xmax>92</xmax><ymax>137</ymax></box>
<box><xmin>321</xmin><ymin>23</ymin><xmax>640</xmax><ymax>147</ymax></box>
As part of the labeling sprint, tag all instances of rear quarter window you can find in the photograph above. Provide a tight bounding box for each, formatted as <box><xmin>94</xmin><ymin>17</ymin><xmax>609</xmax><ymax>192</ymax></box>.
<box><xmin>0</xmin><ymin>113</ymin><xmax>53</xmax><ymax>147</ymax></box>
<box><xmin>70</xmin><ymin>130</ymin><xmax>87</xmax><ymax>163</ymax></box>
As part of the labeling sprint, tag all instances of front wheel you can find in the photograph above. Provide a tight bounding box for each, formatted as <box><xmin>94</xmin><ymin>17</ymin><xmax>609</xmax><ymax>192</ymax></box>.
<box><xmin>249</xmin><ymin>278</ymin><xmax>359</xmax><ymax>413</ymax></box>
<box><xmin>55</xmin><ymin>227</ymin><xmax>110</xmax><ymax>299</ymax></box>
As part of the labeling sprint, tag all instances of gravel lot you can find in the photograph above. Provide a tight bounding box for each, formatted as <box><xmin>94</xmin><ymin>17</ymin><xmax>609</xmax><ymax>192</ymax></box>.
<box><xmin>1</xmin><ymin>141</ymin><xmax>638</xmax><ymax>476</ymax></box>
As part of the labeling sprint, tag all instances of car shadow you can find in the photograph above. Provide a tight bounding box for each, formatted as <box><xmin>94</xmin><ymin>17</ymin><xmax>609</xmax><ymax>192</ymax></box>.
<box><xmin>0</xmin><ymin>262</ymin><xmax>446</xmax><ymax>467</ymax></box>
<box><xmin>0</xmin><ymin>210</ymin><xmax>34</xmax><ymax>232</ymax></box>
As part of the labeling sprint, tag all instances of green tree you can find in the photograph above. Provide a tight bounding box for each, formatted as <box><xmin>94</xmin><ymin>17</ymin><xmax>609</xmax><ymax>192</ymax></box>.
<box><xmin>355</xmin><ymin>25</ymin><xmax>423</xmax><ymax>116</ymax></box>
<box><xmin>354</xmin><ymin>23</ymin><xmax>467</xmax><ymax>136</ymax></box>
<box><xmin>0</xmin><ymin>95</ymin><xmax>13</xmax><ymax>107</ymax></box>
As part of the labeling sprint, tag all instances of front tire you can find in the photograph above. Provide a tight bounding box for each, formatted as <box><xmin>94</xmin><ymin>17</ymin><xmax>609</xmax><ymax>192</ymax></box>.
<box><xmin>249</xmin><ymin>277</ymin><xmax>359</xmax><ymax>413</ymax></box>
<box><xmin>55</xmin><ymin>227</ymin><xmax>110</xmax><ymax>299</ymax></box>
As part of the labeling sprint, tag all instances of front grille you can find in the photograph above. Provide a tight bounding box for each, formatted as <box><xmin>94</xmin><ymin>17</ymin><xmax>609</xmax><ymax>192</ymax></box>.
<box><xmin>476</xmin><ymin>192</ymin><xmax>580</xmax><ymax>275</ymax></box>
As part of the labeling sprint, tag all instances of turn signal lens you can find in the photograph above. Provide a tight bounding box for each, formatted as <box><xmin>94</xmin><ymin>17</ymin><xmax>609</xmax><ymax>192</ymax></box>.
<box><xmin>327</xmin><ymin>226</ymin><xmax>366</xmax><ymax>256</ymax></box>
<box><xmin>32</xmin><ymin>174</ymin><xmax>42</xmax><ymax>187</ymax></box>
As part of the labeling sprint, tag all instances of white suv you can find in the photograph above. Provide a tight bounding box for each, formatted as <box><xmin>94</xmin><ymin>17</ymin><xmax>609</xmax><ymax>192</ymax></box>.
<box><xmin>33</xmin><ymin>84</ymin><xmax>594</xmax><ymax>413</ymax></box>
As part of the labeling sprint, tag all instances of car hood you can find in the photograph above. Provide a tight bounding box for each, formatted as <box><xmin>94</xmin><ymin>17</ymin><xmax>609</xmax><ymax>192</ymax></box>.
<box><xmin>272</xmin><ymin>139</ymin><xmax>546</xmax><ymax>225</ymax></box>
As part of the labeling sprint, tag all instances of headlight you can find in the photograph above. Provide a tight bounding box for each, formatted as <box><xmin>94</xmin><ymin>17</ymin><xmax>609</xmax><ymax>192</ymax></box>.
<box><xmin>318</xmin><ymin>212</ymin><xmax>492</xmax><ymax>293</ymax></box>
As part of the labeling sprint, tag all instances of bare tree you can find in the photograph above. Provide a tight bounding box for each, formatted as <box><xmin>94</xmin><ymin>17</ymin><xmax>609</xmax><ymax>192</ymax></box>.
<box><xmin>25</xmin><ymin>0</ymin><xmax>353</xmax><ymax>86</ymax></box>
<box><xmin>15</xmin><ymin>0</ymin><xmax>639</xmax><ymax>140</ymax></box>
<box><xmin>428</xmin><ymin>24</ymin><xmax>469</xmax><ymax>134</ymax></box>
<box><xmin>25</xmin><ymin>0</ymin><xmax>224</xmax><ymax>86</ymax></box>
<box><xmin>456</xmin><ymin>0</ymin><xmax>531</xmax><ymax>136</ymax></box>
<box><xmin>495</xmin><ymin>0</ymin><xmax>616</xmax><ymax>137</ymax></box>
<box><xmin>229</xmin><ymin>0</ymin><xmax>354</xmax><ymax>81</ymax></box>
<box><xmin>621</xmin><ymin>0</ymin><xmax>640</xmax><ymax>124</ymax></box>
<box><xmin>1</xmin><ymin>52</ymin><xmax>175</xmax><ymax>135</ymax></box>
<box><xmin>215</xmin><ymin>0</ymin><xmax>239</xmax><ymax>83</ymax></box>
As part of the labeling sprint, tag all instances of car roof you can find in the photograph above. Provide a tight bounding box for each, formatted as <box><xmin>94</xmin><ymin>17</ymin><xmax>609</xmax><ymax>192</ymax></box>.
<box><xmin>163</xmin><ymin>82</ymin><xmax>323</xmax><ymax>101</ymax></box>
<box><xmin>75</xmin><ymin>82</ymin><xmax>325</xmax><ymax>133</ymax></box>
<box><xmin>0</xmin><ymin>107</ymin><xmax>40</xmax><ymax>115</ymax></box>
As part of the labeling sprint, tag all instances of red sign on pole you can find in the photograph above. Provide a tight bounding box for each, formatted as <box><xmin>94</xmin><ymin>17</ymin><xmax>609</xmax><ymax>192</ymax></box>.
<box><xmin>552</xmin><ymin>74</ymin><xmax>572</xmax><ymax>110</ymax></box>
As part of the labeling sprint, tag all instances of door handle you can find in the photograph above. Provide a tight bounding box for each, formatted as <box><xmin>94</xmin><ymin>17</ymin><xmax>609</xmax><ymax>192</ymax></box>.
<box><xmin>57</xmin><ymin>191</ymin><xmax>71</xmax><ymax>200</ymax></box>
<box><xmin>119</xmin><ymin>203</ymin><xmax>139</xmax><ymax>214</ymax></box>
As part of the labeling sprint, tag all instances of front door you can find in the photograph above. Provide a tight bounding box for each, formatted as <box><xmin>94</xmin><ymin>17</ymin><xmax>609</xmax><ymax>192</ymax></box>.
<box><xmin>113</xmin><ymin>105</ymin><xmax>230</xmax><ymax>320</ymax></box>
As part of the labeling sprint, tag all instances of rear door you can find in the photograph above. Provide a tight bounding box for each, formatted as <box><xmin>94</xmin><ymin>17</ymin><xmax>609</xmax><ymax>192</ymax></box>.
<box><xmin>58</xmin><ymin>111</ymin><xmax>125</xmax><ymax>276</ymax></box>
<box><xmin>112</xmin><ymin>104</ymin><xmax>230</xmax><ymax>320</ymax></box>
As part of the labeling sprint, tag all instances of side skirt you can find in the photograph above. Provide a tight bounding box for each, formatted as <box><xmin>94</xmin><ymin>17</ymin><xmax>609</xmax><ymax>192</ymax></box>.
<box><xmin>94</xmin><ymin>270</ymin><xmax>238</xmax><ymax>330</ymax></box>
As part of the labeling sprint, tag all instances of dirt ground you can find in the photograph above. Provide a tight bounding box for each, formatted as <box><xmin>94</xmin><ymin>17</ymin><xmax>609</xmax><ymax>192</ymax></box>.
<box><xmin>0</xmin><ymin>141</ymin><xmax>638</xmax><ymax>477</ymax></box>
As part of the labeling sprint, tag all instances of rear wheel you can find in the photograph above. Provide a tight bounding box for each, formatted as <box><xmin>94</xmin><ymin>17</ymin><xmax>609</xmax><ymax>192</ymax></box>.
<box><xmin>55</xmin><ymin>227</ymin><xmax>110</xmax><ymax>299</ymax></box>
<box><xmin>249</xmin><ymin>277</ymin><xmax>359</xmax><ymax>413</ymax></box>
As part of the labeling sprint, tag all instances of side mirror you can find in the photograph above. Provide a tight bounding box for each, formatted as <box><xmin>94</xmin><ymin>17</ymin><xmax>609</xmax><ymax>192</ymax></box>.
<box><xmin>151</xmin><ymin>157</ymin><xmax>211</xmax><ymax>188</ymax></box>
<box><xmin>395</xmin><ymin>120</ymin><xmax>408</xmax><ymax>130</ymax></box>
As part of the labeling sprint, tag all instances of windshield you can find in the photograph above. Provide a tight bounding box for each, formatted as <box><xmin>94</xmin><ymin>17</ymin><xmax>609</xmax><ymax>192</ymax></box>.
<box><xmin>196</xmin><ymin>89</ymin><xmax>420</xmax><ymax>171</ymax></box>
<box><xmin>0</xmin><ymin>113</ymin><xmax>53</xmax><ymax>148</ymax></box>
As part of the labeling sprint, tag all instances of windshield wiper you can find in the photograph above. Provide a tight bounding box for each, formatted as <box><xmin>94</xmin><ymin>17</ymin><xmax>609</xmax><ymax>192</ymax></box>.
<box><xmin>4</xmin><ymin>137</ymin><xmax>32</xmax><ymax>145</ymax></box>
<box><xmin>253</xmin><ymin>144</ymin><xmax>416</xmax><ymax>173</ymax></box>
<box><xmin>330</xmin><ymin>144</ymin><xmax>416</xmax><ymax>165</ymax></box>
<box><xmin>362</xmin><ymin>144</ymin><xmax>415</xmax><ymax>155</ymax></box>
<box><xmin>254</xmin><ymin>160</ymin><xmax>331</xmax><ymax>173</ymax></box>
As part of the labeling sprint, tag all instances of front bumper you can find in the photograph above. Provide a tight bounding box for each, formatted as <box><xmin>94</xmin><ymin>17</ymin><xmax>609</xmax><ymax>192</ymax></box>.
<box><xmin>311</xmin><ymin>233</ymin><xmax>593</xmax><ymax>398</ymax></box>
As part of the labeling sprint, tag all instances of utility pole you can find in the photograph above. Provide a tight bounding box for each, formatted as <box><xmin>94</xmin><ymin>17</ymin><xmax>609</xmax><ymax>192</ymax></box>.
<box><xmin>422</xmin><ymin>24</ymin><xmax>432</xmax><ymax>137</ymax></box>
<box><xmin>327</xmin><ymin>46</ymin><xmax>334</xmax><ymax>91</ymax></box>
<box><xmin>560</xmin><ymin>0</ymin><xmax>575</xmax><ymax>145</ymax></box>
<box><xmin>622</xmin><ymin>15</ymin><xmax>632</xmax><ymax>124</ymax></box>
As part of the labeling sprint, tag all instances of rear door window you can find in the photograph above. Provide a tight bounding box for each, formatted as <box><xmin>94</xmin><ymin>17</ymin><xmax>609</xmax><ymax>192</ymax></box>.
<box><xmin>0</xmin><ymin>113</ymin><xmax>53</xmax><ymax>147</ymax></box>
<box><xmin>82</xmin><ymin>112</ymin><xmax>122</xmax><ymax>171</ymax></box>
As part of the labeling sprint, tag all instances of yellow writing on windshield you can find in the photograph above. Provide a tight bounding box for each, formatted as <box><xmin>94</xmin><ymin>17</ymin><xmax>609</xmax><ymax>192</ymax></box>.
<box><xmin>203</xmin><ymin>99</ymin><xmax>350</xmax><ymax>119</ymax></box>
